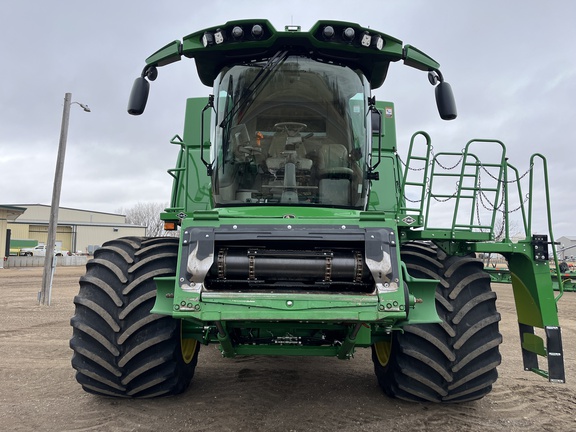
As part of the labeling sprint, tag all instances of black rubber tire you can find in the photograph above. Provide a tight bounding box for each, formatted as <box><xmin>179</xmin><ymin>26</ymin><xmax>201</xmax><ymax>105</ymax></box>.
<box><xmin>70</xmin><ymin>236</ymin><xmax>199</xmax><ymax>398</ymax></box>
<box><xmin>372</xmin><ymin>242</ymin><xmax>502</xmax><ymax>402</ymax></box>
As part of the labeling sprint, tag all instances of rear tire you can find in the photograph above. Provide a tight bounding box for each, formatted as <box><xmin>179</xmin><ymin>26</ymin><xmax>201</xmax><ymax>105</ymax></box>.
<box><xmin>70</xmin><ymin>236</ymin><xmax>199</xmax><ymax>398</ymax></box>
<box><xmin>372</xmin><ymin>242</ymin><xmax>502</xmax><ymax>402</ymax></box>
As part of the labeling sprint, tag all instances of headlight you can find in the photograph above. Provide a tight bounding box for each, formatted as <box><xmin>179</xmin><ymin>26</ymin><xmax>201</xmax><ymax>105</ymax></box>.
<box><xmin>251</xmin><ymin>24</ymin><xmax>264</xmax><ymax>39</ymax></box>
<box><xmin>342</xmin><ymin>27</ymin><xmax>355</xmax><ymax>41</ymax></box>
<box><xmin>231</xmin><ymin>26</ymin><xmax>244</xmax><ymax>40</ymax></box>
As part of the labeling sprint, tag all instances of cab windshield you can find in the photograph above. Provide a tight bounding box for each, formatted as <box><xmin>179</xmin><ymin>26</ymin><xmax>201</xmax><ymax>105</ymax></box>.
<box><xmin>212</xmin><ymin>55</ymin><xmax>371</xmax><ymax>209</ymax></box>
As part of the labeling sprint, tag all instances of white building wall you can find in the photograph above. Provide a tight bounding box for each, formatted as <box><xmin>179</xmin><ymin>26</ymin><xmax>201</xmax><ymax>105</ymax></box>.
<box><xmin>557</xmin><ymin>236</ymin><xmax>576</xmax><ymax>260</ymax></box>
<box><xmin>3</xmin><ymin>205</ymin><xmax>146</xmax><ymax>256</ymax></box>
<box><xmin>75</xmin><ymin>225</ymin><xmax>146</xmax><ymax>254</ymax></box>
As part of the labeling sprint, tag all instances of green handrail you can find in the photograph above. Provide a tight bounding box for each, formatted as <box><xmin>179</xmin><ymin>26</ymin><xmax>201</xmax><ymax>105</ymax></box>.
<box><xmin>529</xmin><ymin>153</ymin><xmax>563</xmax><ymax>302</ymax></box>
<box><xmin>400</xmin><ymin>131</ymin><xmax>432</xmax><ymax>216</ymax></box>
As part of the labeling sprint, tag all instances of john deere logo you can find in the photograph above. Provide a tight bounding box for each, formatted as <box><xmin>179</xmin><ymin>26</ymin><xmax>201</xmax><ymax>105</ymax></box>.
<box><xmin>283</xmin><ymin>214</ymin><xmax>296</xmax><ymax>219</ymax></box>
<box><xmin>402</xmin><ymin>216</ymin><xmax>415</xmax><ymax>225</ymax></box>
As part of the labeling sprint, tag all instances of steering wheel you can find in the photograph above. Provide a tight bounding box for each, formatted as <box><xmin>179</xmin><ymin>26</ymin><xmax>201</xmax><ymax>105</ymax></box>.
<box><xmin>274</xmin><ymin>122</ymin><xmax>307</xmax><ymax>136</ymax></box>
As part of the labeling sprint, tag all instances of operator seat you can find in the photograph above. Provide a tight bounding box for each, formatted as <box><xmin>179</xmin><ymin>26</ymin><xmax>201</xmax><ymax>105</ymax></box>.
<box><xmin>317</xmin><ymin>144</ymin><xmax>353</xmax><ymax>206</ymax></box>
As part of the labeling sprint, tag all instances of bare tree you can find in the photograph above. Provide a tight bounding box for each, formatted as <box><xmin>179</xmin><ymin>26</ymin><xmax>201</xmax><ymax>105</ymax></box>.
<box><xmin>117</xmin><ymin>202</ymin><xmax>177</xmax><ymax>237</ymax></box>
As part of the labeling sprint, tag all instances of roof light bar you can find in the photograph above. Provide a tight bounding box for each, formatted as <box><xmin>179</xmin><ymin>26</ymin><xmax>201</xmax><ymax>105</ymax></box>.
<box><xmin>200</xmin><ymin>22</ymin><xmax>383</xmax><ymax>52</ymax></box>
<box><xmin>315</xmin><ymin>24</ymin><xmax>387</xmax><ymax>50</ymax></box>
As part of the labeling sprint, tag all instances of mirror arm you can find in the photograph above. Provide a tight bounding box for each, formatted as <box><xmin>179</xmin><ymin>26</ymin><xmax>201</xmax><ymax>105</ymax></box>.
<box><xmin>142</xmin><ymin>64</ymin><xmax>158</xmax><ymax>81</ymax></box>
<box><xmin>427</xmin><ymin>69</ymin><xmax>444</xmax><ymax>85</ymax></box>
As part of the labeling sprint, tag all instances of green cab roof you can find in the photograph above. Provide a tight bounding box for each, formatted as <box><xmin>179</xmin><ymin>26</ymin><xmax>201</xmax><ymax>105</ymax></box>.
<box><xmin>144</xmin><ymin>19</ymin><xmax>440</xmax><ymax>89</ymax></box>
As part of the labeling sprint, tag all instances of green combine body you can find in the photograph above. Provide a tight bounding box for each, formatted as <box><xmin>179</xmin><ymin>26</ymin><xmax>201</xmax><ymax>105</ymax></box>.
<box><xmin>70</xmin><ymin>20</ymin><xmax>566</xmax><ymax>402</ymax></box>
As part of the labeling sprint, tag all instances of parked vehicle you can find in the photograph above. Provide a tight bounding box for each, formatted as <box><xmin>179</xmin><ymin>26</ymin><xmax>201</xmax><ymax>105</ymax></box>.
<box><xmin>19</xmin><ymin>244</ymin><xmax>69</xmax><ymax>257</ymax></box>
<box><xmin>9</xmin><ymin>239</ymin><xmax>38</xmax><ymax>256</ymax></box>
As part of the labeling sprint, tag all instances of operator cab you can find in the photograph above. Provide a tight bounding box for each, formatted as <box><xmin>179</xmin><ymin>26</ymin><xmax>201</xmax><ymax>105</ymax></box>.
<box><xmin>211</xmin><ymin>55</ymin><xmax>371</xmax><ymax>209</ymax></box>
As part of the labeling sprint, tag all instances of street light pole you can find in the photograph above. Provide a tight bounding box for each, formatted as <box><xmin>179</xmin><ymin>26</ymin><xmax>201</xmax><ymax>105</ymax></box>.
<box><xmin>39</xmin><ymin>93</ymin><xmax>90</xmax><ymax>305</ymax></box>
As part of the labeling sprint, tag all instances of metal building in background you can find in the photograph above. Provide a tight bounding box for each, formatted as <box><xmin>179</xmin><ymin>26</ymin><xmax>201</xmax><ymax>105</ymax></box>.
<box><xmin>0</xmin><ymin>205</ymin><xmax>27</xmax><ymax>268</ymax></box>
<box><xmin>3</xmin><ymin>204</ymin><xmax>146</xmax><ymax>256</ymax></box>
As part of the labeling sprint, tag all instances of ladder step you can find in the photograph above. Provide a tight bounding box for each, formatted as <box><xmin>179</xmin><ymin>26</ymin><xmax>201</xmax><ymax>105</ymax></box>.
<box><xmin>431</xmin><ymin>172</ymin><xmax>478</xmax><ymax>178</ymax></box>
<box><xmin>519</xmin><ymin>324</ymin><xmax>566</xmax><ymax>383</ymax></box>
<box><xmin>460</xmin><ymin>186</ymin><xmax>498</xmax><ymax>192</ymax></box>
<box><xmin>453</xmin><ymin>223</ymin><xmax>491</xmax><ymax>228</ymax></box>
<box><xmin>430</xmin><ymin>194</ymin><xmax>475</xmax><ymax>199</ymax></box>
<box><xmin>545</xmin><ymin>326</ymin><xmax>566</xmax><ymax>383</ymax></box>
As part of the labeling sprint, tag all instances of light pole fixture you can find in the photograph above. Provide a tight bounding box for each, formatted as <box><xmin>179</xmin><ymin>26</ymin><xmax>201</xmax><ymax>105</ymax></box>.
<box><xmin>39</xmin><ymin>93</ymin><xmax>90</xmax><ymax>305</ymax></box>
<box><xmin>72</xmin><ymin>101</ymin><xmax>91</xmax><ymax>112</ymax></box>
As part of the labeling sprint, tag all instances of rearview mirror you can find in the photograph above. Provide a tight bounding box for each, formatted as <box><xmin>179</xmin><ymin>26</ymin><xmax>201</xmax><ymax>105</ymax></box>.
<box><xmin>435</xmin><ymin>81</ymin><xmax>457</xmax><ymax>120</ymax></box>
<box><xmin>127</xmin><ymin>77</ymin><xmax>149</xmax><ymax>115</ymax></box>
<box><xmin>371</xmin><ymin>110</ymin><xmax>382</xmax><ymax>135</ymax></box>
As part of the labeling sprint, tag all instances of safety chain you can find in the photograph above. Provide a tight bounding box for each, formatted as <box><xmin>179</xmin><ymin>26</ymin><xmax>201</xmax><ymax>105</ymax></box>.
<box><xmin>477</xmin><ymin>172</ymin><xmax>505</xmax><ymax>212</ymax></box>
<box><xmin>431</xmin><ymin>186</ymin><xmax>458</xmax><ymax>203</ymax></box>
<box><xmin>475</xmin><ymin>199</ymin><xmax>507</xmax><ymax>238</ymax></box>
<box><xmin>397</xmin><ymin>145</ymin><xmax>465</xmax><ymax>172</ymax></box>
<box><xmin>480</xmin><ymin>163</ymin><xmax>533</xmax><ymax>184</ymax></box>
<box><xmin>475</xmin><ymin>181</ymin><xmax>530</xmax><ymax>236</ymax></box>
<box><xmin>404</xmin><ymin>195</ymin><xmax>422</xmax><ymax>203</ymax></box>
<box><xmin>398</xmin><ymin>156</ymin><xmax>427</xmax><ymax>172</ymax></box>
<box><xmin>399</xmin><ymin>146</ymin><xmax>533</xmax><ymax>185</ymax></box>
<box><xmin>400</xmin><ymin>145</ymin><xmax>533</xmax><ymax>236</ymax></box>
<box><xmin>475</xmin><ymin>163</ymin><xmax>531</xmax><ymax>236</ymax></box>
<box><xmin>406</xmin><ymin>189</ymin><xmax>459</xmax><ymax>204</ymax></box>
<box><xmin>475</xmin><ymin>180</ymin><xmax>506</xmax><ymax>237</ymax></box>
<box><xmin>399</xmin><ymin>145</ymin><xmax>464</xmax><ymax>203</ymax></box>
<box><xmin>477</xmin><ymin>173</ymin><xmax>530</xmax><ymax>213</ymax></box>
<box><xmin>433</xmin><ymin>151</ymin><xmax>465</xmax><ymax>171</ymax></box>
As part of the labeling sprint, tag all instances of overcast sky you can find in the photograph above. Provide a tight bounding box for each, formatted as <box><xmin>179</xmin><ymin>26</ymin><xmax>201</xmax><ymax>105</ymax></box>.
<box><xmin>2</xmin><ymin>1</ymin><xmax>576</xmax><ymax>238</ymax></box>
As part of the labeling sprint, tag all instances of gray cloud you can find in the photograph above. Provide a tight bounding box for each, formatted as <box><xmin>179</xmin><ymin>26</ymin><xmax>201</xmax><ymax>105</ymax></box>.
<box><xmin>2</xmin><ymin>0</ymin><xmax>575</xmax><ymax>237</ymax></box>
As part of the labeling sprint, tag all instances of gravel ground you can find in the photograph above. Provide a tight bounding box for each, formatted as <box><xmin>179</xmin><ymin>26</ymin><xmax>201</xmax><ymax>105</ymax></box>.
<box><xmin>0</xmin><ymin>266</ymin><xmax>575</xmax><ymax>432</ymax></box>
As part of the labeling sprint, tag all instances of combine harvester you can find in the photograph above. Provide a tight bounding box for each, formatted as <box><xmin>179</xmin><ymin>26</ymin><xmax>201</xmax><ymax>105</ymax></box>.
<box><xmin>70</xmin><ymin>20</ymin><xmax>566</xmax><ymax>402</ymax></box>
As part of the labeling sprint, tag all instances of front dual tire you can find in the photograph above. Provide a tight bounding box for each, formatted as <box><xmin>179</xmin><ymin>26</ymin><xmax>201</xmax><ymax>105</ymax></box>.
<box><xmin>372</xmin><ymin>242</ymin><xmax>502</xmax><ymax>402</ymax></box>
<box><xmin>70</xmin><ymin>237</ymin><xmax>199</xmax><ymax>398</ymax></box>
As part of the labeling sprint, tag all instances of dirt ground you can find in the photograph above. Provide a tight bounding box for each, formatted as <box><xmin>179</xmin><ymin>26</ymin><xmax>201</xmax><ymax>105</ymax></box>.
<box><xmin>0</xmin><ymin>266</ymin><xmax>575</xmax><ymax>432</ymax></box>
